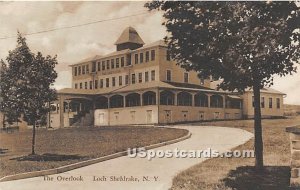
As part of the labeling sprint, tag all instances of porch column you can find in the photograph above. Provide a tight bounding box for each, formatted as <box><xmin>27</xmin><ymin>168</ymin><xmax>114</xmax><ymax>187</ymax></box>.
<box><xmin>140</xmin><ymin>93</ymin><xmax>143</xmax><ymax>106</ymax></box>
<box><xmin>174</xmin><ymin>91</ymin><xmax>178</xmax><ymax>106</ymax></box>
<box><xmin>123</xmin><ymin>95</ymin><xmax>126</xmax><ymax>107</ymax></box>
<box><xmin>191</xmin><ymin>92</ymin><xmax>195</xmax><ymax>107</ymax></box>
<box><xmin>156</xmin><ymin>90</ymin><xmax>159</xmax><ymax>105</ymax></box>
<box><xmin>59</xmin><ymin>95</ymin><xmax>65</xmax><ymax>128</ymax></box>
<box><xmin>107</xmin><ymin>95</ymin><xmax>110</xmax><ymax>108</ymax></box>
<box><xmin>79</xmin><ymin>102</ymin><xmax>82</xmax><ymax>111</ymax></box>
<box><xmin>208</xmin><ymin>94</ymin><xmax>211</xmax><ymax>108</ymax></box>
<box><xmin>223</xmin><ymin>95</ymin><xmax>226</xmax><ymax>108</ymax></box>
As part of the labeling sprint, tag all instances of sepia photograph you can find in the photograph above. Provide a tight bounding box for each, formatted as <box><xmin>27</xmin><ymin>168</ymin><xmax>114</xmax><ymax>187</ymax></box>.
<box><xmin>0</xmin><ymin>1</ymin><xmax>299</xmax><ymax>190</ymax></box>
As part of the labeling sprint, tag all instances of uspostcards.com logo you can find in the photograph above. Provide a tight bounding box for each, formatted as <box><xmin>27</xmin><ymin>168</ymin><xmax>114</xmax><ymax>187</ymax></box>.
<box><xmin>127</xmin><ymin>148</ymin><xmax>255</xmax><ymax>161</ymax></box>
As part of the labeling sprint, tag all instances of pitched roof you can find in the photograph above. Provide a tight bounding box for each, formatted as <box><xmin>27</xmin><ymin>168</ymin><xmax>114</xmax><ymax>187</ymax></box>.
<box><xmin>245</xmin><ymin>87</ymin><xmax>286</xmax><ymax>95</ymax></box>
<box><xmin>114</xmin><ymin>27</ymin><xmax>145</xmax><ymax>45</ymax></box>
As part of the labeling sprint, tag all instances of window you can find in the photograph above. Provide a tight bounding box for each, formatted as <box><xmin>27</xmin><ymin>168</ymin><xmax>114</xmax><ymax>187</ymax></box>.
<box><xmin>146</xmin><ymin>51</ymin><xmax>150</xmax><ymax>62</ymax></box>
<box><xmin>140</xmin><ymin>53</ymin><xmax>144</xmax><ymax>63</ymax></box>
<box><xmin>184</xmin><ymin>73</ymin><xmax>189</xmax><ymax>83</ymax></box>
<box><xmin>210</xmin><ymin>95</ymin><xmax>223</xmax><ymax>108</ymax></box>
<box><xmin>151</xmin><ymin>50</ymin><xmax>155</xmax><ymax>61</ymax></box>
<box><xmin>97</xmin><ymin>62</ymin><xmax>101</xmax><ymax>71</ymax></box>
<box><xmin>119</xmin><ymin>76</ymin><xmax>122</xmax><ymax>86</ymax></box>
<box><xmin>126</xmin><ymin>54</ymin><xmax>131</xmax><ymax>66</ymax></box>
<box><xmin>138</xmin><ymin>73</ymin><xmax>142</xmax><ymax>83</ymax></box>
<box><xmin>74</xmin><ymin>67</ymin><xmax>77</xmax><ymax>76</ymax></box>
<box><xmin>166</xmin><ymin>50</ymin><xmax>171</xmax><ymax>61</ymax></box>
<box><xmin>134</xmin><ymin>54</ymin><xmax>138</xmax><ymax>64</ymax></box>
<box><xmin>131</xmin><ymin>74</ymin><xmax>136</xmax><ymax>84</ymax></box>
<box><xmin>95</xmin><ymin>80</ymin><xmax>98</xmax><ymax>89</ymax></box>
<box><xmin>116</xmin><ymin>58</ymin><xmax>120</xmax><ymax>68</ymax></box>
<box><xmin>121</xmin><ymin>57</ymin><xmax>125</xmax><ymax>67</ymax></box>
<box><xmin>75</xmin><ymin>83</ymin><xmax>78</xmax><ymax>89</ymax></box>
<box><xmin>276</xmin><ymin>98</ymin><xmax>280</xmax><ymax>109</ymax></box>
<box><xmin>85</xmin><ymin>82</ymin><xmax>87</xmax><ymax>89</ymax></box>
<box><xmin>195</xmin><ymin>93</ymin><xmax>208</xmax><ymax>107</ymax></box>
<box><xmin>112</xmin><ymin>77</ymin><xmax>116</xmax><ymax>87</ymax></box>
<box><xmin>106</xmin><ymin>60</ymin><xmax>110</xmax><ymax>69</ymax></box>
<box><xmin>82</xmin><ymin>65</ymin><xmax>86</xmax><ymax>74</ymax></box>
<box><xmin>80</xmin><ymin>82</ymin><xmax>82</xmax><ymax>89</ymax></box>
<box><xmin>166</xmin><ymin>70</ymin><xmax>171</xmax><ymax>81</ymax></box>
<box><xmin>145</xmin><ymin>71</ymin><xmax>149</xmax><ymax>82</ymax></box>
<box><xmin>106</xmin><ymin>78</ymin><xmax>109</xmax><ymax>88</ymax></box>
<box><xmin>177</xmin><ymin>92</ymin><xmax>192</xmax><ymax>106</ymax></box>
<box><xmin>102</xmin><ymin>61</ymin><xmax>105</xmax><ymax>70</ymax></box>
<box><xmin>252</xmin><ymin>96</ymin><xmax>255</xmax><ymax>107</ymax></box>
<box><xmin>92</xmin><ymin>62</ymin><xmax>96</xmax><ymax>72</ymax></box>
<box><xmin>78</xmin><ymin>66</ymin><xmax>81</xmax><ymax>75</ymax></box>
<box><xmin>100</xmin><ymin>79</ymin><xmax>103</xmax><ymax>88</ymax></box>
<box><xmin>151</xmin><ymin>70</ymin><xmax>155</xmax><ymax>81</ymax></box>
<box><xmin>269</xmin><ymin>98</ymin><xmax>272</xmax><ymax>108</ymax></box>
<box><xmin>86</xmin><ymin>65</ymin><xmax>89</xmax><ymax>73</ymax></box>
<box><xmin>89</xmin><ymin>81</ymin><xmax>93</xmax><ymax>89</ymax></box>
<box><xmin>261</xmin><ymin>97</ymin><xmax>265</xmax><ymax>108</ymax></box>
<box><xmin>111</xmin><ymin>59</ymin><xmax>114</xmax><ymax>69</ymax></box>
<box><xmin>125</xmin><ymin>75</ymin><xmax>129</xmax><ymax>85</ymax></box>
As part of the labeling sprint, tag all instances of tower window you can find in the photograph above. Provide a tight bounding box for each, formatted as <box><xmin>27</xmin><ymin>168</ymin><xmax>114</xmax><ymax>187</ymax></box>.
<box><xmin>116</xmin><ymin>58</ymin><xmax>120</xmax><ymax>68</ymax></box>
<box><xmin>151</xmin><ymin>50</ymin><xmax>155</xmax><ymax>61</ymax></box>
<box><xmin>111</xmin><ymin>59</ymin><xmax>115</xmax><ymax>69</ymax></box>
<box><xmin>132</xmin><ymin>74</ymin><xmax>136</xmax><ymax>84</ymax></box>
<box><xmin>145</xmin><ymin>71</ymin><xmax>149</xmax><ymax>82</ymax></box>
<box><xmin>166</xmin><ymin>70</ymin><xmax>171</xmax><ymax>81</ymax></box>
<box><xmin>135</xmin><ymin>54</ymin><xmax>138</xmax><ymax>64</ymax></box>
<box><xmin>146</xmin><ymin>51</ymin><xmax>150</xmax><ymax>62</ymax></box>
<box><xmin>184</xmin><ymin>73</ymin><xmax>189</xmax><ymax>83</ymax></box>
<box><xmin>112</xmin><ymin>77</ymin><xmax>116</xmax><ymax>87</ymax></box>
<box><xmin>151</xmin><ymin>70</ymin><xmax>155</xmax><ymax>81</ymax></box>
<box><xmin>106</xmin><ymin>78</ymin><xmax>109</xmax><ymax>88</ymax></box>
<box><xmin>121</xmin><ymin>57</ymin><xmax>125</xmax><ymax>67</ymax></box>
<box><xmin>119</xmin><ymin>76</ymin><xmax>122</xmax><ymax>86</ymax></box>
<box><xmin>74</xmin><ymin>67</ymin><xmax>77</xmax><ymax>76</ymax></box>
<box><xmin>106</xmin><ymin>60</ymin><xmax>110</xmax><ymax>69</ymax></box>
<box><xmin>100</xmin><ymin>79</ymin><xmax>103</xmax><ymax>88</ymax></box>
<box><xmin>140</xmin><ymin>53</ymin><xmax>144</xmax><ymax>63</ymax></box>
<box><xmin>125</xmin><ymin>75</ymin><xmax>129</xmax><ymax>85</ymax></box>
<box><xmin>139</xmin><ymin>73</ymin><xmax>142</xmax><ymax>83</ymax></box>
<box><xmin>102</xmin><ymin>61</ymin><xmax>105</xmax><ymax>70</ymax></box>
<box><xmin>97</xmin><ymin>62</ymin><xmax>101</xmax><ymax>71</ymax></box>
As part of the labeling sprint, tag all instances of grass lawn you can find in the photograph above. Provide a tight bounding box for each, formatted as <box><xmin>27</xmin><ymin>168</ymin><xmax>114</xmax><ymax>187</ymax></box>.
<box><xmin>0</xmin><ymin>126</ymin><xmax>188</xmax><ymax>178</ymax></box>
<box><xmin>171</xmin><ymin>116</ymin><xmax>300</xmax><ymax>190</ymax></box>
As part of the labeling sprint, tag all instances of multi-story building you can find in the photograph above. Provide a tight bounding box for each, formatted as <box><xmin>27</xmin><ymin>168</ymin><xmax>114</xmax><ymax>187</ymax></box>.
<box><xmin>48</xmin><ymin>27</ymin><xmax>285</xmax><ymax>128</ymax></box>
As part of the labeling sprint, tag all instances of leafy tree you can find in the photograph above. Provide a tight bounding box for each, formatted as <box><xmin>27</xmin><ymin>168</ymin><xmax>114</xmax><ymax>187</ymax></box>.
<box><xmin>0</xmin><ymin>60</ymin><xmax>21</xmax><ymax>127</ymax></box>
<box><xmin>1</xmin><ymin>33</ymin><xmax>57</xmax><ymax>155</ymax></box>
<box><xmin>146</xmin><ymin>1</ymin><xmax>300</xmax><ymax>172</ymax></box>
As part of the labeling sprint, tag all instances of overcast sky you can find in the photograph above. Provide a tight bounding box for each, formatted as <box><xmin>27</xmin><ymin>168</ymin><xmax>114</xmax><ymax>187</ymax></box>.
<box><xmin>0</xmin><ymin>1</ymin><xmax>299</xmax><ymax>105</ymax></box>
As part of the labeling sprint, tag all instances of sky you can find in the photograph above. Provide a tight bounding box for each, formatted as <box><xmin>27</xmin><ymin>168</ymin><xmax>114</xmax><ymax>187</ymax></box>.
<box><xmin>0</xmin><ymin>1</ymin><xmax>299</xmax><ymax>105</ymax></box>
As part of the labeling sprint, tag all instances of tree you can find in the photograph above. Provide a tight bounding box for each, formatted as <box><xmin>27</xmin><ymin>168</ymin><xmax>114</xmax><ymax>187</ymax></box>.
<box><xmin>146</xmin><ymin>1</ymin><xmax>300</xmax><ymax>172</ymax></box>
<box><xmin>0</xmin><ymin>60</ymin><xmax>21</xmax><ymax>127</ymax></box>
<box><xmin>1</xmin><ymin>33</ymin><xmax>57</xmax><ymax>155</ymax></box>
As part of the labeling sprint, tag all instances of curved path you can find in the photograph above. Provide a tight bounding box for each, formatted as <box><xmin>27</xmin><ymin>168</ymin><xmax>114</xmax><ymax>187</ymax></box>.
<box><xmin>0</xmin><ymin>126</ymin><xmax>253</xmax><ymax>190</ymax></box>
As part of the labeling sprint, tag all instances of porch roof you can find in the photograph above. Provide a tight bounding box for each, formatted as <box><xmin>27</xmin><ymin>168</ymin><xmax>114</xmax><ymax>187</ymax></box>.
<box><xmin>58</xmin><ymin>81</ymin><xmax>239</xmax><ymax>96</ymax></box>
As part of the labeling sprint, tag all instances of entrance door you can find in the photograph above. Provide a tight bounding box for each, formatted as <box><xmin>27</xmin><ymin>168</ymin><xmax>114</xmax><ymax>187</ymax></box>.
<box><xmin>146</xmin><ymin>110</ymin><xmax>152</xmax><ymax>124</ymax></box>
<box><xmin>164</xmin><ymin>110</ymin><xmax>172</xmax><ymax>123</ymax></box>
<box><xmin>99</xmin><ymin>113</ymin><xmax>104</xmax><ymax>124</ymax></box>
<box><xmin>130</xmin><ymin>111</ymin><xmax>136</xmax><ymax>123</ymax></box>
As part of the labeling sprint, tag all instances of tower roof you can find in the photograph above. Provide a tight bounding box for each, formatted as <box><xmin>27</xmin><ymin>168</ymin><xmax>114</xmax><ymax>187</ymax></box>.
<box><xmin>114</xmin><ymin>27</ymin><xmax>145</xmax><ymax>45</ymax></box>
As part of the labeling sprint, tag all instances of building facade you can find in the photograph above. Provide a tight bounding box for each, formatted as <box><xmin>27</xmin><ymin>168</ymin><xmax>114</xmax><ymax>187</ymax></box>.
<box><xmin>48</xmin><ymin>27</ymin><xmax>285</xmax><ymax>128</ymax></box>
